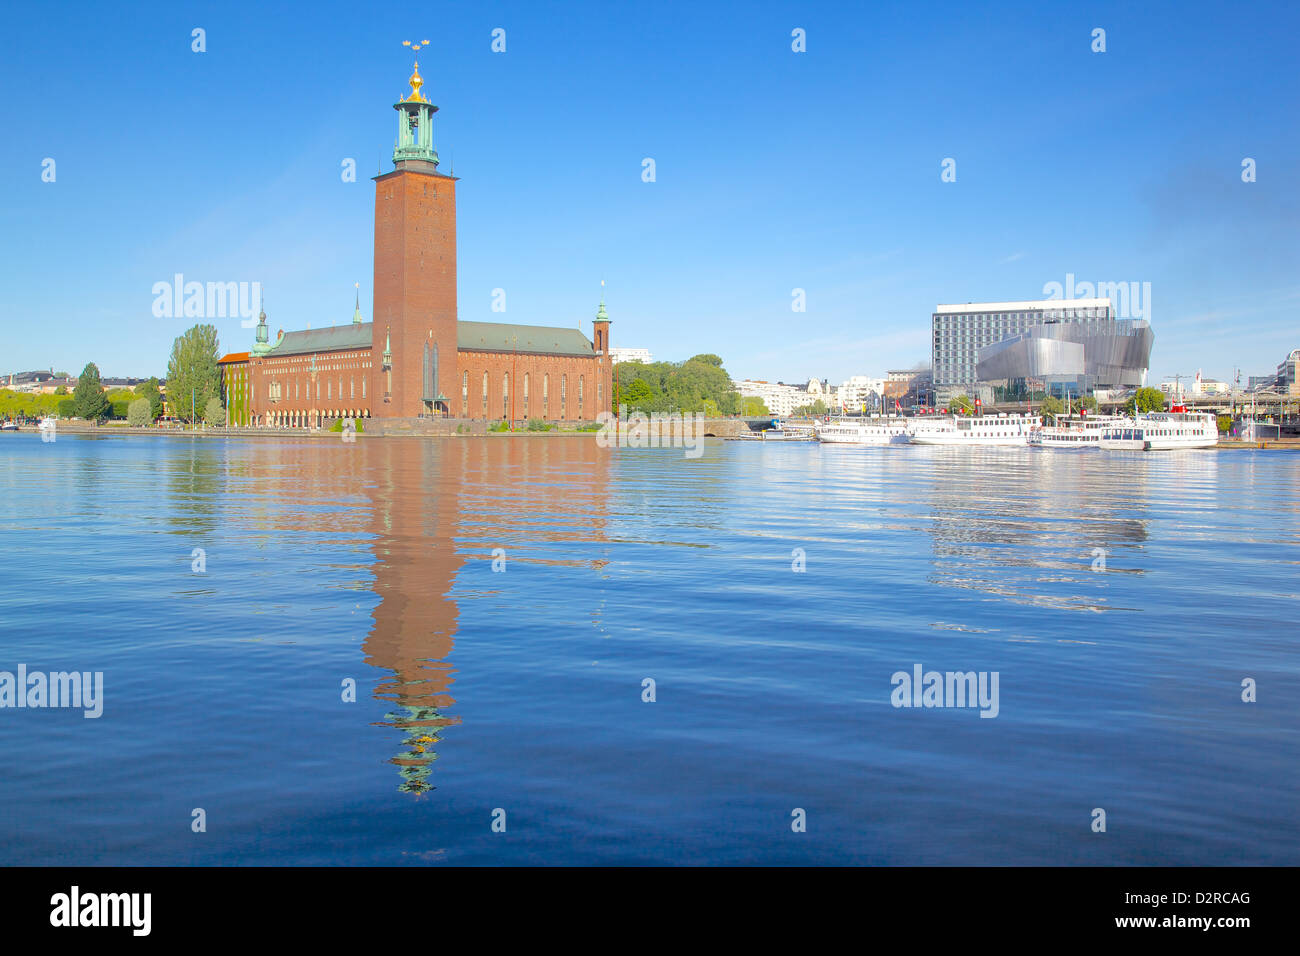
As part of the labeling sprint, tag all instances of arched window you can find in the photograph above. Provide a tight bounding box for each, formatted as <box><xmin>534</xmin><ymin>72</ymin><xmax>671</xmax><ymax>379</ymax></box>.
<box><xmin>350</xmin><ymin>378</ymin><xmax>354</xmax><ymax>399</ymax></box>
<box><xmin>482</xmin><ymin>371</ymin><xmax>489</xmax><ymax>417</ymax></box>
<box><xmin>327</xmin><ymin>380</ymin><xmax>331</xmax><ymax>400</ymax></box>
<box><xmin>597</xmin><ymin>381</ymin><xmax>602</xmax><ymax>407</ymax></box>
<box><xmin>502</xmin><ymin>372</ymin><xmax>510</xmax><ymax>420</ymax></box>
<box><xmin>523</xmin><ymin>373</ymin><xmax>530</xmax><ymax>415</ymax></box>
<box><xmin>578</xmin><ymin>376</ymin><xmax>584</xmax><ymax>414</ymax></box>
<box><xmin>362</xmin><ymin>376</ymin><xmax>366</xmax><ymax>399</ymax></box>
<box><xmin>560</xmin><ymin>375</ymin><xmax>567</xmax><ymax>418</ymax></box>
<box><xmin>543</xmin><ymin>374</ymin><xmax>549</xmax><ymax>411</ymax></box>
<box><xmin>462</xmin><ymin>371</ymin><xmax>469</xmax><ymax>415</ymax></box>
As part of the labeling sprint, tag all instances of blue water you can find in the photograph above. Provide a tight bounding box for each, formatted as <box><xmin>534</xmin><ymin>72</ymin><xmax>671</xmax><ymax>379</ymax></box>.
<box><xmin>1</xmin><ymin>432</ymin><xmax>1297</xmax><ymax>865</ymax></box>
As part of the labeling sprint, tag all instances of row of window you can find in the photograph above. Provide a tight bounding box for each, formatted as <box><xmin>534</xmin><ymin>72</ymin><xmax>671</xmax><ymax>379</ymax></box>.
<box><xmin>267</xmin><ymin>377</ymin><xmax>367</xmax><ymax>402</ymax></box>
<box><xmin>460</xmin><ymin>370</ymin><xmax>602</xmax><ymax>419</ymax></box>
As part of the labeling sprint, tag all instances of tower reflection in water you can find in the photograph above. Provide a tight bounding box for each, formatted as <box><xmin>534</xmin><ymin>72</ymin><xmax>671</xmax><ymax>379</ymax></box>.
<box><xmin>360</xmin><ymin>437</ymin><xmax>609</xmax><ymax>794</ymax></box>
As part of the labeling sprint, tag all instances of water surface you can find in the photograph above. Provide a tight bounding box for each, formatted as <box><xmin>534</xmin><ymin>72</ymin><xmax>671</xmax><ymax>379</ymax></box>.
<box><xmin>0</xmin><ymin>432</ymin><xmax>1296</xmax><ymax>865</ymax></box>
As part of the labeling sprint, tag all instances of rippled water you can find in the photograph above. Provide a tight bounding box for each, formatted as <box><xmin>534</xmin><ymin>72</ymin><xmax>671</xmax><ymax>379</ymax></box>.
<box><xmin>1</xmin><ymin>432</ymin><xmax>1297</xmax><ymax>865</ymax></box>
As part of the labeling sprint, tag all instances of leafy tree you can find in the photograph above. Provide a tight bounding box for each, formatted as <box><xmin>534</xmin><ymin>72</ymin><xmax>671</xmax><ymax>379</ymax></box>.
<box><xmin>1217</xmin><ymin>415</ymin><xmax>1232</xmax><ymax>434</ymax></box>
<box><xmin>739</xmin><ymin>395</ymin><xmax>770</xmax><ymax>417</ymax></box>
<box><xmin>1070</xmin><ymin>395</ymin><xmax>1098</xmax><ymax>413</ymax></box>
<box><xmin>1040</xmin><ymin>395</ymin><xmax>1064</xmax><ymax>416</ymax></box>
<box><xmin>138</xmin><ymin>378</ymin><xmax>163</xmax><ymax>420</ymax></box>
<box><xmin>526</xmin><ymin>418</ymin><xmax>553</xmax><ymax>431</ymax></box>
<box><xmin>620</xmin><ymin>378</ymin><xmax>654</xmax><ymax>407</ymax></box>
<box><xmin>617</xmin><ymin>354</ymin><xmax>745</xmax><ymax>415</ymax></box>
<box><xmin>167</xmin><ymin>324</ymin><xmax>221</xmax><ymax>422</ymax></box>
<box><xmin>109</xmin><ymin>398</ymin><xmax>132</xmax><ymax>419</ymax></box>
<box><xmin>203</xmin><ymin>396</ymin><xmax>225</xmax><ymax>425</ymax></box>
<box><xmin>57</xmin><ymin>398</ymin><xmax>75</xmax><ymax>418</ymax></box>
<box><xmin>947</xmin><ymin>394</ymin><xmax>973</xmax><ymax>414</ymax></box>
<box><xmin>690</xmin><ymin>354</ymin><xmax>724</xmax><ymax>367</ymax></box>
<box><xmin>127</xmin><ymin>398</ymin><xmax>152</xmax><ymax>427</ymax></box>
<box><xmin>1126</xmin><ymin>387</ymin><xmax>1166</xmax><ymax>415</ymax></box>
<box><xmin>54</xmin><ymin>385</ymin><xmax>67</xmax><ymax>395</ymax></box>
<box><xmin>72</xmin><ymin>363</ymin><xmax>110</xmax><ymax>420</ymax></box>
<box><xmin>791</xmin><ymin>399</ymin><xmax>828</xmax><ymax>417</ymax></box>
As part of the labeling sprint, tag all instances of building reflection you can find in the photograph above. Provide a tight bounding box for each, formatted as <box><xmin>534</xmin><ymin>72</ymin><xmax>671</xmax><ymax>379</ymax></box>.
<box><xmin>921</xmin><ymin>448</ymin><xmax>1154</xmax><ymax>612</ymax></box>
<box><xmin>360</xmin><ymin>437</ymin><xmax>610</xmax><ymax>793</ymax></box>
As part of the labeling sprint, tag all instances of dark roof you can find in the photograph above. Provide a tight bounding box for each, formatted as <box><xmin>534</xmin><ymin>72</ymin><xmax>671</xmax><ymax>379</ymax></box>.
<box><xmin>262</xmin><ymin>320</ymin><xmax>595</xmax><ymax>359</ymax></box>
<box><xmin>268</xmin><ymin>323</ymin><xmax>373</xmax><ymax>357</ymax></box>
<box><xmin>457</xmin><ymin>321</ymin><xmax>594</xmax><ymax>357</ymax></box>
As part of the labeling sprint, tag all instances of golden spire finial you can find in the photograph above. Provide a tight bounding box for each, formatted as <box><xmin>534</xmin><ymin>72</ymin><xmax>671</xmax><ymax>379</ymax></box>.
<box><xmin>401</xmin><ymin>40</ymin><xmax>431</xmax><ymax>102</ymax></box>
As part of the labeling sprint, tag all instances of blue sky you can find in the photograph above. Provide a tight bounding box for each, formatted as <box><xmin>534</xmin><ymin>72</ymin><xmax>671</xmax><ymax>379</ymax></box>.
<box><xmin>2</xmin><ymin>0</ymin><xmax>1296</xmax><ymax>386</ymax></box>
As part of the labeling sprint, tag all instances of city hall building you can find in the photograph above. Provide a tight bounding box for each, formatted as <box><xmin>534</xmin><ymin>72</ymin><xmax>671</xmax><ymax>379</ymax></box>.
<box><xmin>223</xmin><ymin>61</ymin><xmax>612</xmax><ymax>428</ymax></box>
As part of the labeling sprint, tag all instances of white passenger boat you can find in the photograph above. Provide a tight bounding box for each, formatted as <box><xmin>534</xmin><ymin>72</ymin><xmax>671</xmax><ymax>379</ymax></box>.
<box><xmin>1098</xmin><ymin>410</ymin><xmax>1218</xmax><ymax>450</ymax></box>
<box><xmin>907</xmin><ymin>414</ymin><xmax>1034</xmax><ymax>446</ymax></box>
<box><xmin>762</xmin><ymin>422</ymin><xmax>815</xmax><ymax>441</ymax></box>
<box><xmin>816</xmin><ymin>417</ymin><xmax>910</xmax><ymax>445</ymax></box>
<box><xmin>1028</xmin><ymin>414</ymin><xmax>1128</xmax><ymax>448</ymax></box>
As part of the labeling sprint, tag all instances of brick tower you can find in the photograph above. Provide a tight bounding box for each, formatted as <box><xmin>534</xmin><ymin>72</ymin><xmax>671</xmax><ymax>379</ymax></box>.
<box><xmin>372</xmin><ymin>59</ymin><xmax>458</xmax><ymax>417</ymax></box>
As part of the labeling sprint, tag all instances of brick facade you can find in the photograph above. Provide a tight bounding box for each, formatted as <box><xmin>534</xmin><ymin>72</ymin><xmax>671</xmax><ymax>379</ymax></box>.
<box><xmin>456</xmin><ymin>350</ymin><xmax>610</xmax><ymax>422</ymax></box>
<box><xmin>242</xmin><ymin>80</ymin><xmax>611</xmax><ymax>429</ymax></box>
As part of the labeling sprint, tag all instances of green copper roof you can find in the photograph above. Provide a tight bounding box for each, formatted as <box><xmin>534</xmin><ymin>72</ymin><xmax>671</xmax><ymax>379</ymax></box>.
<box><xmin>268</xmin><ymin>323</ymin><xmax>374</xmax><ymax>357</ymax></box>
<box><xmin>257</xmin><ymin>320</ymin><xmax>595</xmax><ymax>359</ymax></box>
<box><xmin>457</xmin><ymin>321</ymin><xmax>595</xmax><ymax>357</ymax></box>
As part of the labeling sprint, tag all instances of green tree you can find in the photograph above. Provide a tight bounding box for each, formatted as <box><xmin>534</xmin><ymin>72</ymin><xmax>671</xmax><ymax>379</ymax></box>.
<box><xmin>947</xmin><ymin>394</ymin><xmax>972</xmax><ymax>414</ymax></box>
<box><xmin>167</xmin><ymin>324</ymin><xmax>221</xmax><ymax>423</ymax></box>
<box><xmin>739</xmin><ymin>395</ymin><xmax>770</xmax><ymax>417</ymax></box>
<box><xmin>1071</xmin><ymin>395</ymin><xmax>1098</xmax><ymax>413</ymax></box>
<box><xmin>792</xmin><ymin>399</ymin><xmax>828</xmax><ymax>417</ymax></box>
<box><xmin>54</xmin><ymin>385</ymin><xmax>67</xmax><ymax>395</ymax></box>
<box><xmin>1217</xmin><ymin>414</ymin><xmax>1232</xmax><ymax>434</ymax></box>
<box><xmin>621</xmin><ymin>378</ymin><xmax>654</xmax><ymax>408</ymax></box>
<box><xmin>1040</xmin><ymin>395</ymin><xmax>1064</xmax><ymax>416</ymax></box>
<box><xmin>138</xmin><ymin>377</ymin><xmax>163</xmax><ymax>420</ymax></box>
<box><xmin>127</xmin><ymin>397</ymin><xmax>152</xmax><ymax>427</ymax></box>
<box><xmin>203</xmin><ymin>396</ymin><xmax>225</xmax><ymax>426</ymax></box>
<box><xmin>72</xmin><ymin>363</ymin><xmax>110</xmax><ymax>420</ymax></box>
<box><xmin>1126</xmin><ymin>387</ymin><xmax>1166</xmax><ymax>415</ymax></box>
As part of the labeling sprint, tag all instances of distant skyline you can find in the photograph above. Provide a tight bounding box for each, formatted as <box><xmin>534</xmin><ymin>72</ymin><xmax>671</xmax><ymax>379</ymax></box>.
<box><xmin>2</xmin><ymin>0</ymin><xmax>1297</xmax><ymax>387</ymax></box>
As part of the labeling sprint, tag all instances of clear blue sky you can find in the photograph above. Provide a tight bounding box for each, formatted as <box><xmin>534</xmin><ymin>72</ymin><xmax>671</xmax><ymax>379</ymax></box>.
<box><xmin>2</xmin><ymin>0</ymin><xmax>1296</xmax><ymax>386</ymax></box>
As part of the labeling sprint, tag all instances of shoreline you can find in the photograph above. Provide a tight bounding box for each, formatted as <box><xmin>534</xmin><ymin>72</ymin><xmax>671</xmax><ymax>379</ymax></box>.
<box><xmin>6</xmin><ymin>422</ymin><xmax>1299</xmax><ymax>450</ymax></box>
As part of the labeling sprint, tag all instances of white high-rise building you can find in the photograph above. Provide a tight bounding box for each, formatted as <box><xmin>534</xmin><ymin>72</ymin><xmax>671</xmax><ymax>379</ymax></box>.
<box><xmin>733</xmin><ymin>380</ymin><xmax>803</xmax><ymax>416</ymax></box>
<box><xmin>609</xmin><ymin>347</ymin><xmax>653</xmax><ymax>365</ymax></box>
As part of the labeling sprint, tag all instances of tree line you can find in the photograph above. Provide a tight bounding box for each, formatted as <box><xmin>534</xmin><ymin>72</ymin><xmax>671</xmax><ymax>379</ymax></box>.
<box><xmin>2</xmin><ymin>324</ymin><xmax>225</xmax><ymax>425</ymax></box>
<box><xmin>614</xmin><ymin>354</ymin><xmax>769</xmax><ymax>417</ymax></box>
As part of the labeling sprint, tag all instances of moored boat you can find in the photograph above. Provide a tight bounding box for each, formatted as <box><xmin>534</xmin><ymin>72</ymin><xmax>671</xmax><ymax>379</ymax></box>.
<box><xmin>907</xmin><ymin>414</ymin><xmax>1034</xmax><ymax>446</ymax></box>
<box><xmin>1098</xmin><ymin>410</ymin><xmax>1218</xmax><ymax>450</ymax></box>
<box><xmin>1028</xmin><ymin>413</ymin><xmax>1127</xmax><ymax>448</ymax></box>
<box><xmin>816</xmin><ymin>416</ymin><xmax>910</xmax><ymax>445</ymax></box>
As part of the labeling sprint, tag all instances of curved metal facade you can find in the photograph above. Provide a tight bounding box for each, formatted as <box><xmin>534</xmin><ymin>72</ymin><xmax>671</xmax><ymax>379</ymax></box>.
<box><xmin>977</xmin><ymin>320</ymin><xmax>1153</xmax><ymax>390</ymax></box>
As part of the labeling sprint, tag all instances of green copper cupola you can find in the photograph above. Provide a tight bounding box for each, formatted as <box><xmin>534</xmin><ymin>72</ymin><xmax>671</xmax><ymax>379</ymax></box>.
<box><xmin>393</xmin><ymin>61</ymin><xmax>439</xmax><ymax>167</ymax></box>
<box><xmin>251</xmin><ymin>301</ymin><xmax>274</xmax><ymax>356</ymax></box>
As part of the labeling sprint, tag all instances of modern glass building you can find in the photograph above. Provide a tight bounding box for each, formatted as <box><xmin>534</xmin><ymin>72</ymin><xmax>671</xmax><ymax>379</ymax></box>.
<box><xmin>976</xmin><ymin>318</ymin><xmax>1154</xmax><ymax>395</ymax></box>
<box><xmin>932</xmin><ymin>298</ymin><xmax>1116</xmax><ymax>389</ymax></box>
